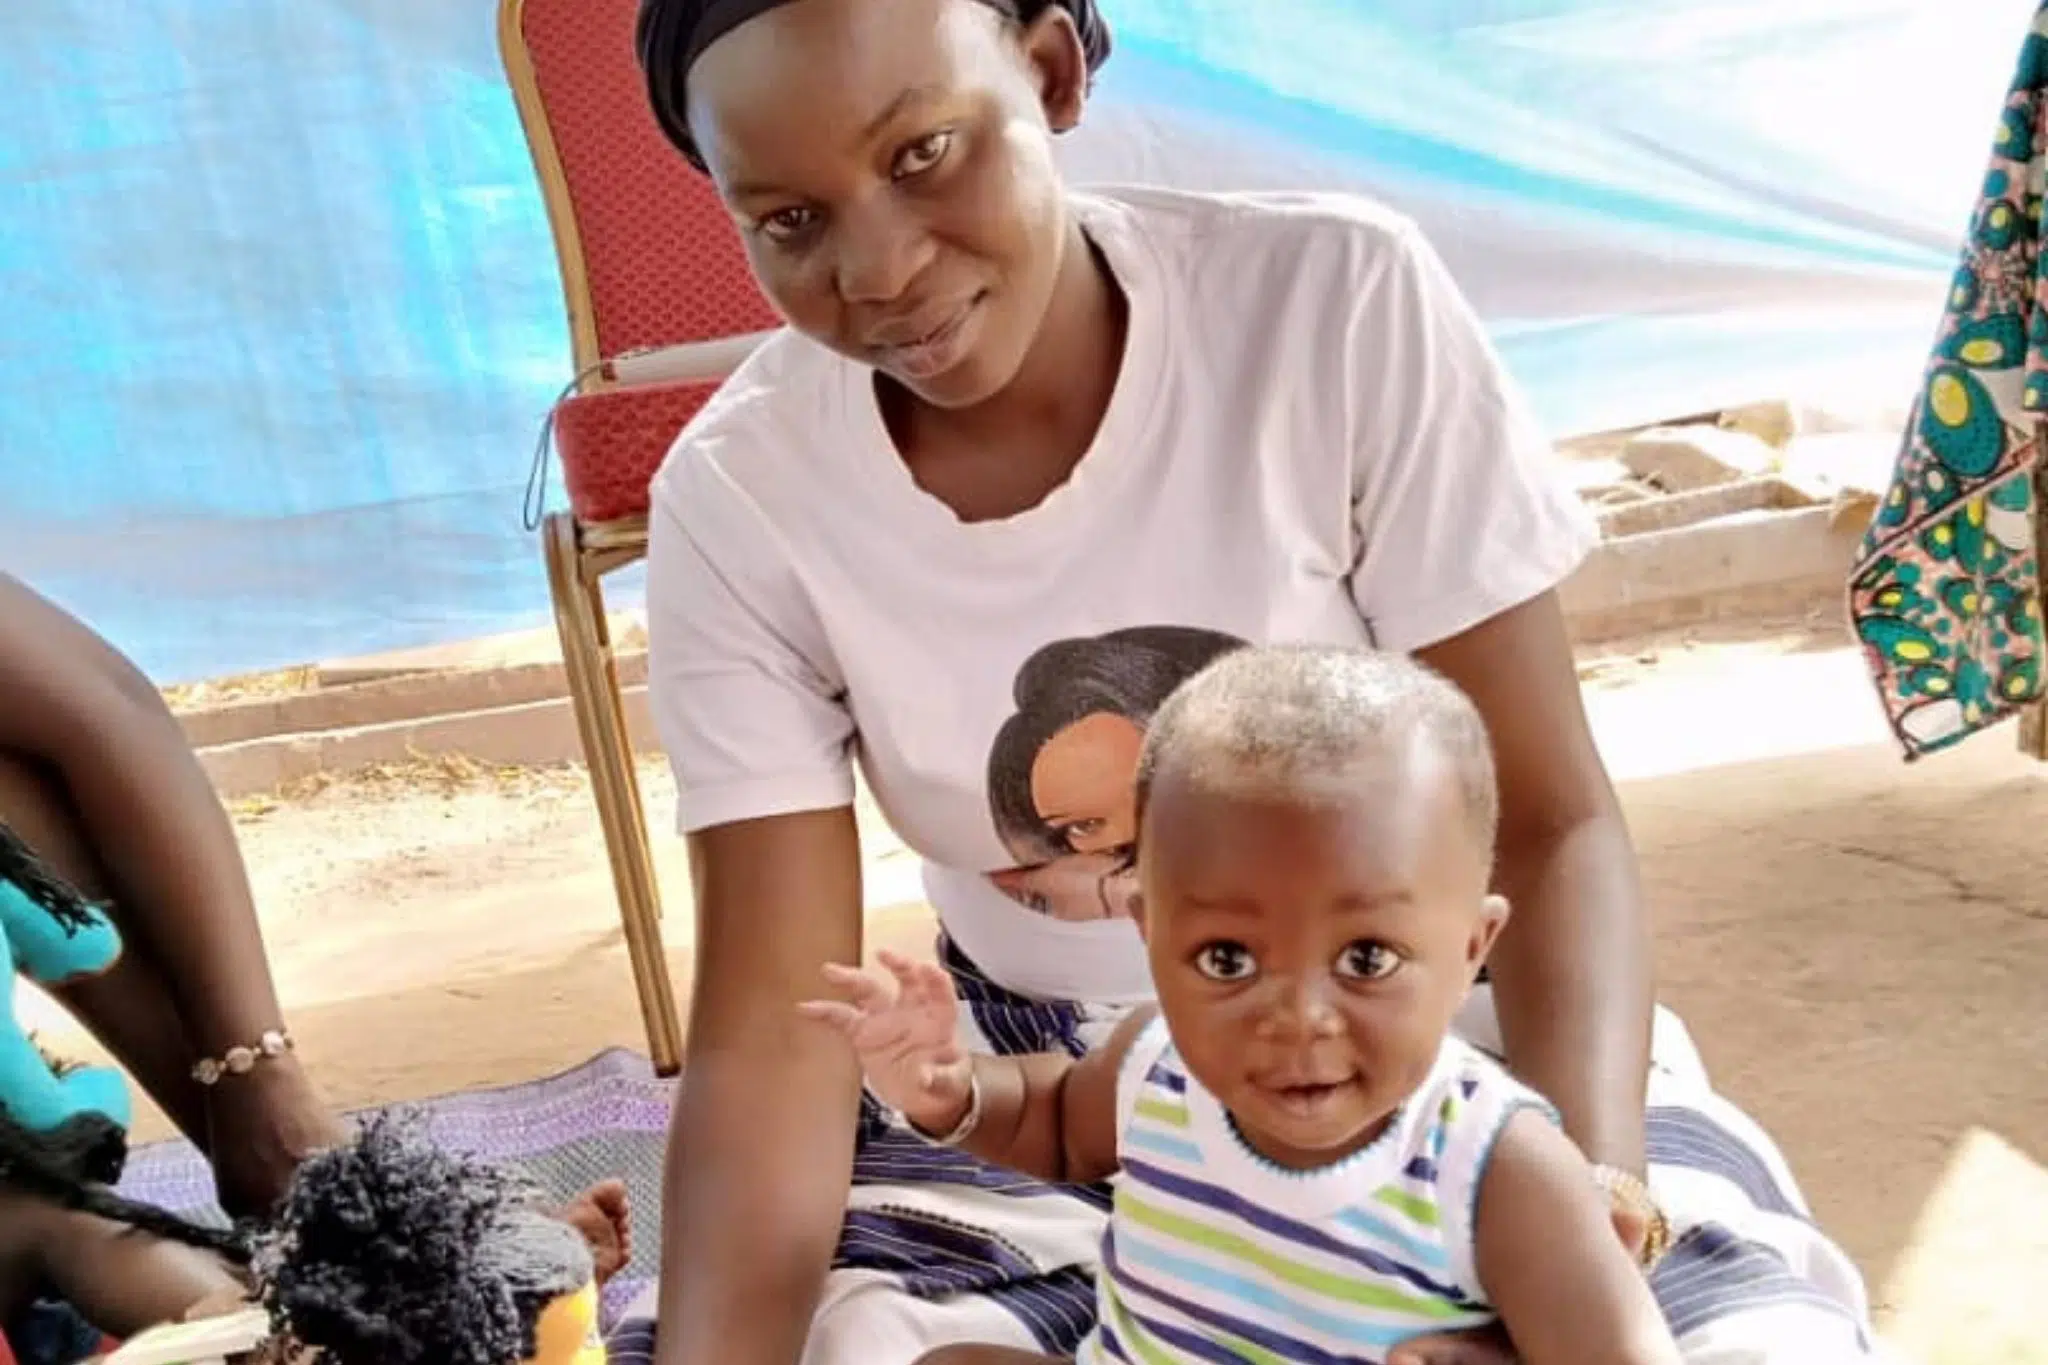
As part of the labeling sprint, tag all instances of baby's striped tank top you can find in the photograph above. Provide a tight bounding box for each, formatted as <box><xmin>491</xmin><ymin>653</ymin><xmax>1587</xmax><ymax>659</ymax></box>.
<box><xmin>1082</xmin><ymin>1019</ymin><xmax>1554</xmax><ymax>1365</ymax></box>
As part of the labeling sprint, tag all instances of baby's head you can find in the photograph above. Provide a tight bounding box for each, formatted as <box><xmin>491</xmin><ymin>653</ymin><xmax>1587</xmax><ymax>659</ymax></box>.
<box><xmin>1133</xmin><ymin>645</ymin><xmax>1507</xmax><ymax>1170</ymax></box>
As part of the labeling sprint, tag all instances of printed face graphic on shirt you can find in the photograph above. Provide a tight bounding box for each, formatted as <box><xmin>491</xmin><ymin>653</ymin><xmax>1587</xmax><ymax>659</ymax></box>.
<box><xmin>985</xmin><ymin>626</ymin><xmax>1247</xmax><ymax>921</ymax></box>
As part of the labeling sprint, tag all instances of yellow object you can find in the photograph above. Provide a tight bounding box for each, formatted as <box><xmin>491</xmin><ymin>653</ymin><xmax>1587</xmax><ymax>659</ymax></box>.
<box><xmin>1925</xmin><ymin>372</ymin><xmax>1970</xmax><ymax>428</ymax></box>
<box><xmin>525</xmin><ymin>1279</ymin><xmax>605</xmax><ymax>1365</ymax></box>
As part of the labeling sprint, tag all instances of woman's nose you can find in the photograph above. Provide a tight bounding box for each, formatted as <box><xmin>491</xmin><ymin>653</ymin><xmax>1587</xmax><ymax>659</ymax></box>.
<box><xmin>834</xmin><ymin>202</ymin><xmax>933</xmax><ymax>305</ymax></box>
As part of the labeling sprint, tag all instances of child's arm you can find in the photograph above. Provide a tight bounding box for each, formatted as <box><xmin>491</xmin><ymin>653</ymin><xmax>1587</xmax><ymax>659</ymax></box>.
<box><xmin>798</xmin><ymin>950</ymin><xmax>1154</xmax><ymax>1185</ymax></box>
<box><xmin>1475</xmin><ymin>1111</ymin><xmax>1682</xmax><ymax>1365</ymax></box>
<box><xmin>949</xmin><ymin>1004</ymin><xmax>1156</xmax><ymax>1184</ymax></box>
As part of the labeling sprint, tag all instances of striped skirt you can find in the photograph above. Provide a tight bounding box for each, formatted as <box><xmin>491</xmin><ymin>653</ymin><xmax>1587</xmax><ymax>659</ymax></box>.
<box><xmin>608</xmin><ymin>941</ymin><xmax>1886</xmax><ymax>1364</ymax></box>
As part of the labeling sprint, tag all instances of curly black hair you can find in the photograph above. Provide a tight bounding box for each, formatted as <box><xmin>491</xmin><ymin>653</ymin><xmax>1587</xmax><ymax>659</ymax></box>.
<box><xmin>0</xmin><ymin>1113</ymin><xmax>250</xmax><ymax>1262</ymax></box>
<box><xmin>260</xmin><ymin>1111</ymin><xmax>592</xmax><ymax>1365</ymax></box>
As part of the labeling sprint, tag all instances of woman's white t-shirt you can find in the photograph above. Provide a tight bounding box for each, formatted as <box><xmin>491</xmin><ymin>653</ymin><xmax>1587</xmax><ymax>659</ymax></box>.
<box><xmin>645</xmin><ymin>186</ymin><xmax>1598</xmax><ymax>1007</ymax></box>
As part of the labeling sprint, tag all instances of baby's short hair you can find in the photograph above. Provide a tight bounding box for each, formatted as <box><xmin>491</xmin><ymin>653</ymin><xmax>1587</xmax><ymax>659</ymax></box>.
<box><xmin>1135</xmin><ymin>645</ymin><xmax>1499</xmax><ymax>854</ymax></box>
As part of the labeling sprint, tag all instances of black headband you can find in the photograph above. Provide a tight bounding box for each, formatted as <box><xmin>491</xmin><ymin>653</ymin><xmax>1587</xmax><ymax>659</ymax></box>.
<box><xmin>637</xmin><ymin>0</ymin><xmax>1112</xmax><ymax>170</ymax></box>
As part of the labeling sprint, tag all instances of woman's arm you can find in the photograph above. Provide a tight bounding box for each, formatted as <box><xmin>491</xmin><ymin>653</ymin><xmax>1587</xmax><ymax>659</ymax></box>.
<box><xmin>1340</xmin><ymin>221</ymin><xmax>1649</xmax><ymax>1173</ymax></box>
<box><xmin>1416</xmin><ymin>590</ymin><xmax>1653</xmax><ymax>1177</ymax></box>
<box><xmin>656</xmin><ymin>807</ymin><xmax>868</xmax><ymax>1365</ymax></box>
<box><xmin>0</xmin><ymin>573</ymin><xmax>288</xmax><ymax>1056</ymax></box>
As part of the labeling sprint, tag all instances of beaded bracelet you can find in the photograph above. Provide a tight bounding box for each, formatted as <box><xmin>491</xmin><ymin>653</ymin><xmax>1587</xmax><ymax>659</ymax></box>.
<box><xmin>190</xmin><ymin>1028</ymin><xmax>295</xmax><ymax>1086</ymax></box>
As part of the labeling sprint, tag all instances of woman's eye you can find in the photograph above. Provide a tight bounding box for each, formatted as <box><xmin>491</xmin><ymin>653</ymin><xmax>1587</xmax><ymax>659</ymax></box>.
<box><xmin>1059</xmin><ymin>818</ymin><xmax>1105</xmax><ymax>846</ymax></box>
<box><xmin>758</xmin><ymin>207</ymin><xmax>816</xmax><ymax>242</ymax></box>
<box><xmin>1334</xmin><ymin>941</ymin><xmax>1401</xmax><ymax>981</ymax></box>
<box><xmin>1194</xmin><ymin>942</ymin><xmax>1256</xmax><ymax>982</ymax></box>
<box><xmin>893</xmin><ymin>130</ymin><xmax>954</xmax><ymax>179</ymax></box>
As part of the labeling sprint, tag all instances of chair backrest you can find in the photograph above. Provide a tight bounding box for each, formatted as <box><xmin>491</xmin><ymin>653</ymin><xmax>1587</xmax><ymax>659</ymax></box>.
<box><xmin>499</xmin><ymin>0</ymin><xmax>779</xmax><ymax>383</ymax></box>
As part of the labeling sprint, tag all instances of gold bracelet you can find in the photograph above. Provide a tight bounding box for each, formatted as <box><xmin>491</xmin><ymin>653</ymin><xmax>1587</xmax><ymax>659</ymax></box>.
<box><xmin>191</xmin><ymin>1029</ymin><xmax>295</xmax><ymax>1086</ymax></box>
<box><xmin>1592</xmin><ymin>1163</ymin><xmax>1673</xmax><ymax>1270</ymax></box>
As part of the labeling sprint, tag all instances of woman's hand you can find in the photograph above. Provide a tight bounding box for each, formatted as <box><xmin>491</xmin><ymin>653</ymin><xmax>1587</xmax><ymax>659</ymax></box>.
<box><xmin>798</xmin><ymin>949</ymin><xmax>972</xmax><ymax>1137</ymax></box>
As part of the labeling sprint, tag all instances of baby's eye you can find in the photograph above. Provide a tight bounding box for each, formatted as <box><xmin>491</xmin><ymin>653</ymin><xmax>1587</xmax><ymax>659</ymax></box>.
<box><xmin>1334</xmin><ymin>941</ymin><xmax>1401</xmax><ymax>981</ymax></box>
<box><xmin>1193</xmin><ymin>942</ymin><xmax>1256</xmax><ymax>982</ymax></box>
<box><xmin>893</xmin><ymin>129</ymin><xmax>954</xmax><ymax>179</ymax></box>
<box><xmin>758</xmin><ymin>207</ymin><xmax>817</xmax><ymax>242</ymax></box>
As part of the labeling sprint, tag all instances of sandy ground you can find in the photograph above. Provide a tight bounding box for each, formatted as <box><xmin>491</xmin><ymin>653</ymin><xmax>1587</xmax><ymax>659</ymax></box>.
<box><xmin>24</xmin><ymin>617</ymin><xmax>2048</xmax><ymax>1357</ymax></box>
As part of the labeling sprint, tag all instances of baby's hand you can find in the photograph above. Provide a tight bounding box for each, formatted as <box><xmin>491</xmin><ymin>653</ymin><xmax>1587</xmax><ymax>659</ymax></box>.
<box><xmin>798</xmin><ymin>950</ymin><xmax>973</xmax><ymax>1137</ymax></box>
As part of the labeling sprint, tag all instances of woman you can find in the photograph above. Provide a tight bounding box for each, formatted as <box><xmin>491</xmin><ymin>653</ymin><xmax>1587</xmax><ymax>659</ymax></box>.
<box><xmin>622</xmin><ymin>2</ymin><xmax>1879</xmax><ymax>1362</ymax></box>
<box><xmin>0</xmin><ymin>571</ymin><xmax>346</xmax><ymax>1219</ymax></box>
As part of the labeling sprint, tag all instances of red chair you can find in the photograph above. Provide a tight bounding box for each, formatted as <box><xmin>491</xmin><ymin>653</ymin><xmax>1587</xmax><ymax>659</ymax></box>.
<box><xmin>499</xmin><ymin>0</ymin><xmax>780</xmax><ymax>1074</ymax></box>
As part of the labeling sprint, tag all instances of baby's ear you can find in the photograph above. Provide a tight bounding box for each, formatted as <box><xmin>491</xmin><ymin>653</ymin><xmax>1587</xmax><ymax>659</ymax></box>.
<box><xmin>1467</xmin><ymin>894</ymin><xmax>1511</xmax><ymax>976</ymax></box>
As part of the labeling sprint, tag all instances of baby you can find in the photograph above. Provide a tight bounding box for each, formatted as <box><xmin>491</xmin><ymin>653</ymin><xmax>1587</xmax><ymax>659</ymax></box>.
<box><xmin>803</xmin><ymin>644</ymin><xmax>1680</xmax><ymax>1365</ymax></box>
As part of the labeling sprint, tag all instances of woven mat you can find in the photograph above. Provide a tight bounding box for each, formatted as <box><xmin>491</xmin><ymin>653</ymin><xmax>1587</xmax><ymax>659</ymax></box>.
<box><xmin>116</xmin><ymin>1048</ymin><xmax>675</xmax><ymax>1329</ymax></box>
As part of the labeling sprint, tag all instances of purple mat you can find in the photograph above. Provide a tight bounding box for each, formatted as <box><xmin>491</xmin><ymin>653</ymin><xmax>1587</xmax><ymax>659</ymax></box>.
<box><xmin>116</xmin><ymin>1048</ymin><xmax>677</xmax><ymax>1329</ymax></box>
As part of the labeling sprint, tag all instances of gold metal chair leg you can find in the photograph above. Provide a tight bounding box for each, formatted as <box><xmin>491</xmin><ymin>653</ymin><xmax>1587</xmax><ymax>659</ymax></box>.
<box><xmin>545</xmin><ymin>512</ymin><xmax>684</xmax><ymax>1075</ymax></box>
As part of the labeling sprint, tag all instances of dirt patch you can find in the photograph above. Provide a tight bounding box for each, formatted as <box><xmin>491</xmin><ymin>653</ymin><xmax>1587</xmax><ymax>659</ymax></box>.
<box><xmin>1573</xmin><ymin>608</ymin><xmax>1851</xmax><ymax>692</ymax></box>
<box><xmin>162</xmin><ymin>665</ymin><xmax>321</xmax><ymax>712</ymax></box>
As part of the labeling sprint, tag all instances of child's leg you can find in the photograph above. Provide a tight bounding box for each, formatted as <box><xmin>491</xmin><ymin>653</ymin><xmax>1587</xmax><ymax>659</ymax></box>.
<box><xmin>0</xmin><ymin>1186</ymin><xmax>244</xmax><ymax>1340</ymax></box>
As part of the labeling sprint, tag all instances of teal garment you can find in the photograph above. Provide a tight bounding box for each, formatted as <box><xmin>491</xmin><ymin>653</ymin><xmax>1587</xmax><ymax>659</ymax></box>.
<box><xmin>0</xmin><ymin>821</ymin><xmax>131</xmax><ymax>1182</ymax></box>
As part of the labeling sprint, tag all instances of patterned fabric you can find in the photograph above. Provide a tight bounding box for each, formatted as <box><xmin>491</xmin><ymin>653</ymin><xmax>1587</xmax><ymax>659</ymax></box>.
<box><xmin>1081</xmin><ymin>1025</ymin><xmax>1547</xmax><ymax>1365</ymax></box>
<box><xmin>1849</xmin><ymin>2</ymin><xmax>2048</xmax><ymax>757</ymax></box>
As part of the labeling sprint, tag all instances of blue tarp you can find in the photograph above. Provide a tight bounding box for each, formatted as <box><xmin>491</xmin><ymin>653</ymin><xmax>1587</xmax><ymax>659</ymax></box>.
<box><xmin>0</xmin><ymin>0</ymin><xmax>2035</xmax><ymax>681</ymax></box>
